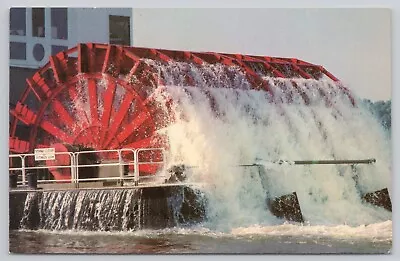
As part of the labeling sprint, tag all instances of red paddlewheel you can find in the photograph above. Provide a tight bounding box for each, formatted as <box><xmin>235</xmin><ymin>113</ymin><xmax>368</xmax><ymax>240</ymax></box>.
<box><xmin>9</xmin><ymin>43</ymin><xmax>355</xmax><ymax>180</ymax></box>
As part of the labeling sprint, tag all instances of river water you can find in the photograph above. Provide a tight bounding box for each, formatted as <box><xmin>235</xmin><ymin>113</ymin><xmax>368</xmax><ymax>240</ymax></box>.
<box><xmin>9</xmin><ymin>221</ymin><xmax>392</xmax><ymax>254</ymax></box>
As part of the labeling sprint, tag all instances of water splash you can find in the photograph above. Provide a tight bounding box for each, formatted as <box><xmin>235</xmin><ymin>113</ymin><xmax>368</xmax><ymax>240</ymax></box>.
<box><xmin>151</xmin><ymin>61</ymin><xmax>391</xmax><ymax>229</ymax></box>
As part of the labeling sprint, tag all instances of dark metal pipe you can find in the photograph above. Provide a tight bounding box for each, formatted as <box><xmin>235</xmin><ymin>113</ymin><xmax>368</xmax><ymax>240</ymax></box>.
<box><xmin>238</xmin><ymin>158</ymin><xmax>376</xmax><ymax>167</ymax></box>
<box><xmin>175</xmin><ymin>159</ymin><xmax>376</xmax><ymax>169</ymax></box>
<box><xmin>291</xmin><ymin>159</ymin><xmax>376</xmax><ymax>165</ymax></box>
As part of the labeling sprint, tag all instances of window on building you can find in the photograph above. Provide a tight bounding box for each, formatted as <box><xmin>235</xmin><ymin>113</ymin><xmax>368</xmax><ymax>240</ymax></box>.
<box><xmin>33</xmin><ymin>43</ymin><xmax>45</xmax><ymax>61</ymax></box>
<box><xmin>10</xmin><ymin>42</ymin><xmax>26</xmax><ymax>60</ymax></box>
<box><xmin>109</xmin><ymin>15</ymin><xmax>131</xmax><ymax>45</ymax></box>
<box><xmin>51</xmin><ymin>45</ymin><xmax>68</xmax><ymax>55</ymax></box>
<box><xmin>51</xmin><ymin>8</ymin><xmax>68</xmax><ymax>40</ymax></box>
<box><xmin>32</xmin><ymin>8</ymin><xmax>45</xmax><ymax>37</ymax></box>
<box><xmin>10</xmin><ymin>8</ymin><xmax>26</xmax><ymax>36</ymax></box>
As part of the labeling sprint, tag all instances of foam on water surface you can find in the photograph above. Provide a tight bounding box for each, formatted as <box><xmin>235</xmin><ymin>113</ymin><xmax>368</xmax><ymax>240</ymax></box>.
<box><xmin>22</xmin><ymin>220</ymin><xmax>392</xmax><ymax>245</ymax></box>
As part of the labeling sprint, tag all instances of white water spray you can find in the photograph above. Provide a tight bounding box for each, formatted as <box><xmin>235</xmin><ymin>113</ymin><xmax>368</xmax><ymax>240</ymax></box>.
<box><xmin>150</xmin><ymin>61</ymin><xmax>391</xmax><ymax>229</ymax></box>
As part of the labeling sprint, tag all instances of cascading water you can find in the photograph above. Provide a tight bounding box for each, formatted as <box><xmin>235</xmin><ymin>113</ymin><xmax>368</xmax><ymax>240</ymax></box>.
<box><xmin>149</xmin><ymin>61</ymin><xmax>391</xmax><ymax>230</ymax></box>
<box><xmin>17</xmin><ymin>187</ymin><xmax>207</xmax><ymax>231</ymax></box>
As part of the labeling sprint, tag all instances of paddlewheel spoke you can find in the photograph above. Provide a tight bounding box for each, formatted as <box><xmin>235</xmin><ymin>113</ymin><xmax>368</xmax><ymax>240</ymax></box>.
<box><xmin>102</xmin><ymin>91</ymin><xmax>136</xmax><ymax>148</ymax></box>
<box><xmin>113</xmin><ymin>111</ymin><xmax>150</xmax><ymax>147</ymax></box>
<box><xmin>99</xmin><ymin>81</ymin><xmax>116</xmax><ymax>145</ymax></box>
<box><xmin>50</xmin><ymin>99</ymin><xmax>75</xmax><ymax>127</ymax></box>
<box><xmin>39</xmin><ymin>120</ymin><xmax>75</xmax><ymax>144</ymax></box>
<box><xmin>88</xmin><ymin>78</ymin><xmax>99</xmax><ymax>125</ymax></box>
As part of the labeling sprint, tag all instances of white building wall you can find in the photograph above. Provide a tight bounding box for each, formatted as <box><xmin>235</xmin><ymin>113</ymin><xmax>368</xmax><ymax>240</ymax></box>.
<box><xmin>10</xmin><ymin>8</ymin><xmax>133</xmax><ymax>69</ymax></box>
<box><xmin>70</xmin><ymin>8</ymin><xmax>133</xmax><ymax>45</ymax></box>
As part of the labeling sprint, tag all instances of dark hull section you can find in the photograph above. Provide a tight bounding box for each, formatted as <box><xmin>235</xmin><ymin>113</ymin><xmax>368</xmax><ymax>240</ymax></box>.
<box><xmin>362</xmin><ymin>188</ymin><xmax>392</xmax><ymax>212</ymax></box>
<box><xmin>267</xmin><ymin>192</ymin><xmax>304</xmax><ymax>223</ymax></box>
<box><xmin>9</xmin><ymin>185</ymin><xmax>206</xmax><ymax>231</ymax></box>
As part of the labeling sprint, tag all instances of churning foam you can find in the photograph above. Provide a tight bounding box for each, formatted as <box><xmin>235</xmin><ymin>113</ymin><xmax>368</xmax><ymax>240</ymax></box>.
<box><xmin>148</xmin><ymin>60</ymin><xmax>391</xmax><ymax>230</ymax></box>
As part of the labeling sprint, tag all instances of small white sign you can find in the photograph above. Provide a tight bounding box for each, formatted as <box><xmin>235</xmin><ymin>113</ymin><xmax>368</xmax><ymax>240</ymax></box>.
<box><xmin>34</xmin><ymin>148</ymin><xmax>55</xmax><ymax>161</ymax></box>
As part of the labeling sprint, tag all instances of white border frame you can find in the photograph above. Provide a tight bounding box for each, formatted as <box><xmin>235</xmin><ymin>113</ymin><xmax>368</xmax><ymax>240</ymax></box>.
<box><xmin>1</xmin><ymin>1</ymin><xmax>398</xmax><ymax>260</ymax></box>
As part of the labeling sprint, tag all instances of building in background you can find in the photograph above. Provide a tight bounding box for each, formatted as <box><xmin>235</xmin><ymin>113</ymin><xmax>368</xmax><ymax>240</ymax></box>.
<box><xmin>9</xmin><ymin>7</ymin><xmax>133</xmax><ymax>107</ymax></box>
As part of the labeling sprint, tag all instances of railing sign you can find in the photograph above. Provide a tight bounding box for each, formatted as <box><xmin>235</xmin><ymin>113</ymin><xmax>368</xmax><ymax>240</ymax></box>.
<box><xmin>34</xmin><ymin>148</ymin><xmax>55</xmax><ymax>161</ymax></box>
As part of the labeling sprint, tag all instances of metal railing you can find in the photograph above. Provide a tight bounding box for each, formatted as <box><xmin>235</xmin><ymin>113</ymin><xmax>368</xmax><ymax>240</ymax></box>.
<box><xmin>9</xmin><ymin>147</ymin><xmax>166</xmax><ymax>188</ymax></box>
<box><xmin>9</xmin><ymin>154</ymin><xmax>25</xmax><ymax>185</ymax></box>
<box><xmin>134</xmin><ymin>148</ymin><xmax>166</xmax><ymax>184</ymax></box>
<box><xmin>9</xmin><ymin>152</ymin><xmax>75</xmax><ymax>186</ymax></box>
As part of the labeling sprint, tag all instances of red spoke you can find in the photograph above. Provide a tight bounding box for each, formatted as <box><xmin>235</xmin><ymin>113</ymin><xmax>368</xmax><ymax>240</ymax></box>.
<box><xmin>88</xmin><ymin>78</ymin><xmax>99</xmax><ymax>125</ymax></box>
<box><xmin>102</xmin><ymin>91</ymin><xmax>135</xmax><ymax>148</ymax></box>
<box><xmin>292</xmin><ymin>64</ymin><xmax>312</xmax><ymax>79</ymax></box>
<box><xmin>99</xmin><ymin>81</ymin><xmax>116</xmax><ymax>145</ymax></box>
<box><xmin>68</xmin><ymin>86</ymin><xmax>96</xmax><ymax>145</ymax></box>
<box><xmin>68</xmin><ymin>87</ymin><xmax>90</xmax><ymax>125</ymax></box>
<box><xmin>51</xmin><ymin>99</ymin><xmax>75</xmax><ymax>127</ymax></box>
<box><xmin>101</xmin><ymin>45</ymin><xmax>112</xmax><ymax>73</ymax></box>
<box><xmin>49</xmin><ymin>53</ymin><xmax>68</xmax><ymax>84</ymax></box>
<box><xmin>126</xmin><ymin>60</ymin><xmax>141</xmax><ymax>80</ymax></box>
<box><xmin>26</xmin><ymin>78</ymin><xmax>43</xmax><ymax>102</ymax></box>
<box><xmin>112</xmin><ymin>111</ymin><xmax>150</xmax><ymax>147</ymax></box>
<box><xmin>101</xmin><ymin>45</ymin><xmax>123</xmax><ymax>75</ymax></box>
<box><xmin>40</xmin><ymin>120</ymin><xmax>74</xmax><ymax>144</ymax></box>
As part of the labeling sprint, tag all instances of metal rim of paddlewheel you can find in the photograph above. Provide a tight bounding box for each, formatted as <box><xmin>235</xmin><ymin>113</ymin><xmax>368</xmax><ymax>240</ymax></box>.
<box><xmin>9</xmin><ymin>43</ymin><xmax>356</xmax><ymax>179</ymax></box>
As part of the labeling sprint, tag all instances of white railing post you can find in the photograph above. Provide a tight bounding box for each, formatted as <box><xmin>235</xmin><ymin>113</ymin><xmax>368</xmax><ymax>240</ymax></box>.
<box><xmin>21</xmin><ymin>155</ymin><xmax>26</xmax><ymax>186</ymax></box>
<box><xmin>134</xmin><ymin>149</ymin><xmax>139</xmax><ymax>186</ymax></box>
<box><xmin>73</xmin><ymin>152</ymin><xmax>78</xmax><ymax>185</ymax></box>
<box><xmin>118</xmin><ymin>150</ymin><xmax>124</xmax><ymax>185</ymax></box>
<box><xmin>69</xmin><ymin>152</ymin><xmax>75</xmax><ymax>184</ymax></box>
<box><xmin>76</xmin><ymin>151</ymin><xmax>80</xmax><ymax>187</ymax></box>
<box><xmin>132</xmin><ymin>148</ymin><xmax>136</xmax><ymax>184</ymax></box>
